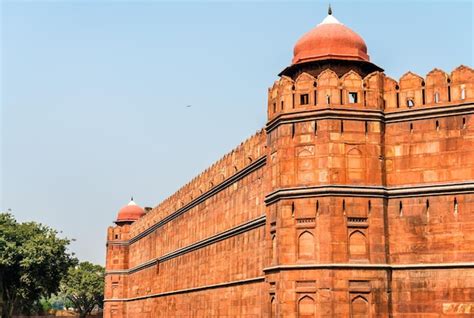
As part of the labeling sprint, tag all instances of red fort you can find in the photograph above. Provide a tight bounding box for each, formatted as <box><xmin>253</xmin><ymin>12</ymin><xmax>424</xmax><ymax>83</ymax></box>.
<box><xmin>104</xmin><ymin>8</ymin><xmax>474</xmax><ymax>317</ymax></box>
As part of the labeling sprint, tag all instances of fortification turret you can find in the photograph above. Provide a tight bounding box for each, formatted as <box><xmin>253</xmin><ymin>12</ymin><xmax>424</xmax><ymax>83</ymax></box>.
<box><xmin>265</xmin><ymin>7</ymin><xmax>388</xmax><ymax>316</ymax></box>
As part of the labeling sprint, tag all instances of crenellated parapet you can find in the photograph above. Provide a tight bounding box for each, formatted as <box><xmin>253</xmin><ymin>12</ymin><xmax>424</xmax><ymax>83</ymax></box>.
<box><xmin>268</xmin><ymin>70</ymin><xmax>386</xmax><ymax>121</ymax></box>
<box><xmin>384</xmin><ymin>65</ymin><xmax>473</xmax><ymax>111</ymax></box>
<box><xmin>127</xmin><ymin>129</ymin><xmax>267</xmax><ymax>237</ymax></box>
<box><xmin>268</xmin><ymin>65</ymin><xmax>473</xmax><ymax>121</ymax></box>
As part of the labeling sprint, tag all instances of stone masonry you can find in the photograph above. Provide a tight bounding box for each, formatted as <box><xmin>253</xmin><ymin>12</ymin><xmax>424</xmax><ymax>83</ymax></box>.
<box><xmin>104</xmin><ymin>9</ymin><xmax>474</xmax><ymax>318</ymax></box>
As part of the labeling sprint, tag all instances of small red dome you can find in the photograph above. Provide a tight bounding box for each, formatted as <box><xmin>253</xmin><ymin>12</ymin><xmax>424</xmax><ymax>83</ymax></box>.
<box><xmin>116</xmin><ymin>199</ymin><xmax>145</xmax><ymax>223</ymax></box>
<box><xmin>292</xmin><ymin>14</ymin><xmax>369</xmax><ymax>65</ymax></box>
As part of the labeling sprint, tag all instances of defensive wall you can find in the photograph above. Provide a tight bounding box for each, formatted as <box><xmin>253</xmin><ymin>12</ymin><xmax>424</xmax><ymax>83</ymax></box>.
<box><xmin>104</xmin><ymin>64</ymin><xmax>474</xmax><ymax>316</ymax></box>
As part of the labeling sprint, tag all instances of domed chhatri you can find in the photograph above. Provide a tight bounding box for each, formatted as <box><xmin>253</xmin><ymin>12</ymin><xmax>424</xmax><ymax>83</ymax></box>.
<box><xmin>292</xmin><ymin>7</ymin><xmax>369</xmax><ymax>65</ymax></box>
<box><xmin>115</xmin><ymin>198</ymin><xmax>145</xmax><ymax>224</ymax></box>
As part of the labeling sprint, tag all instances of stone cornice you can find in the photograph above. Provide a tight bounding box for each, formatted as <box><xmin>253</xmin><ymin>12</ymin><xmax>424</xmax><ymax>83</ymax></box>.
<box><xmin>266</xmin><ymin>108</ymin><xmax>384</xmax><ymax>132</ymax></box>
<box><xmin>265</xmin><ymin>102</ymin><xmax>474</xmax><ymax>132</ymax></box>
<box><xmin>385</xmin><ymin>102</ymin><xmax>474</xmax><ymax>123</ymax></box>
<box><xmin>263</xmin><ymin>262</ymin><xmax>474</xmax><ymax>272</ymax></box>
<box><xmin>108</xmin><ymin>156</ymin><xmax>266</xmax><ymax>247</ymax></box>
<box><xmin>106</xmin><ymin>215</ymin><xmax>266</xmax><ymax>275</ymax></box>
<box><xmin>105</xmin><ymin>263</ymin><xmax>474</xmax><ymax>302</ymax></box>
<box><xmin>265</xmin><ymin>182</ymin><xmax>474</xmax><ymax>205</ymax></box>
<box><xmin>104</xmin><ymin>276</ymin><xmax>265</xmax><ymax>303</ymax></box>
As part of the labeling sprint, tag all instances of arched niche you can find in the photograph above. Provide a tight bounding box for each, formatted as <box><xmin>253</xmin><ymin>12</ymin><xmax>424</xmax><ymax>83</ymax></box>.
<box><xmin>346</xmin><ymin>147</ymin><xmax>365</xmax><ymax>183</ymax></box>
<box><xmin>351</xmin><ymin>295</ymin><xmax>369</xmax><ymax>317</ymax></box>
<box><xmin>349</xmin><ymin>230</ymin><xmax>368</xmax><ymax>260</ymax></box>
<box><xmin>298</xmin><ymin>231</ymin><xmax>315</xmax><ymax>260</ymax></box>
<box><xmin>298</xmin><ymin>295</ymin><xmax>315</xmax><ymax>318</ymax></box>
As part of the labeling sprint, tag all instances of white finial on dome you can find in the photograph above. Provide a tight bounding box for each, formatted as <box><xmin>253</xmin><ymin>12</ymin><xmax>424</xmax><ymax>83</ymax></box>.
<box><xmin>128</xmin><ymin>197</ymin><xmax>137</xmax><ymax>206</ymax></box>
<box><xmin>319</xmin><ymin>4</ymin><xmax>342</xmax><ymax>25</ymax></box>
<box><xmin>319</xmin><ymin>14</ymin><xmax>341</xmax><ymax>25</ymax></box>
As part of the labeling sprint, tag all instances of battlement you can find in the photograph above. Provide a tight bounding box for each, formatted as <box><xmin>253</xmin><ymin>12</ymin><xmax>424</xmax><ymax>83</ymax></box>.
<box><xmin>127</xmin><ymin>129</ymin><xmax>266</xmax><ymax>237</ymax></box>
<box><xmin>268</xmin><ymin>65</ymin><xmax>473</xmax><ymax>120</ymax></box>
<box><xmin>384</xmin><ymin>65</ymin><xmax>473</xmax><ymax>111</ymax></box>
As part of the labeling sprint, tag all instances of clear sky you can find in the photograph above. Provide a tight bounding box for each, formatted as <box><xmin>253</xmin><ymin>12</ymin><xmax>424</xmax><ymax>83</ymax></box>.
<box><xmin>1</xmin><ymin>1</ymin><xmax>472</xmax><ymax>265</ymax></box>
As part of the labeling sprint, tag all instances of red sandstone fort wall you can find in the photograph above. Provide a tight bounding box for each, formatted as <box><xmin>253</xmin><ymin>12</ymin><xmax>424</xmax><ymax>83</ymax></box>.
<box><xmin>105</xmin><ymin>131</ymin><xmax>268</xmax><ymax>316</ymax></box>
<box><xmin>105</xmin><ymin>65</ymin><xmax>474</xmax><ymax>317</ymax></box>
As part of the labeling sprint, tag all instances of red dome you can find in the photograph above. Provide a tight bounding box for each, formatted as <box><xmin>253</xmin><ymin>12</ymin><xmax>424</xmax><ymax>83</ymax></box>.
<box><xmin>292</xmin><ymin>14</ymin><xmax>369</xmax><ymax>65</ymax></box>
<box><xmin>116</xmin><ymin>200</ymin><xmax>145</xmax><ymax>223</ymax></box>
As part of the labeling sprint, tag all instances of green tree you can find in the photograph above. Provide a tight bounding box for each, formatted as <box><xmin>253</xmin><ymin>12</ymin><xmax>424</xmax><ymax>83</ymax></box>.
<box><xmin>60</xmin><ymin>261</ymin><xmax>105</xmax><ymax>318</ymax></box>
<box><xmin>0</xmin><ymin>213</ymin><xmax>76</xmax><ymax>318</ymax></box>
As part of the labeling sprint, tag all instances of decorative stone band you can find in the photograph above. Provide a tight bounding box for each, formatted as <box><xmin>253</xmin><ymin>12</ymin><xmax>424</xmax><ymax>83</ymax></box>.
<box><xmin>386</xmin><ymin>102</ymin><xmax>474</xmax><ymax>123</ymax></box>
<box><xmin>263</xmin><ymin>262</ymin><xmax>474</xmax><ymax>272</ymax></box>
<box><xmin>266</xmin><ymin>108</ymin><xmax>384</xmax><ymax>132</ymax></box>
<box><xmin>106</xmin><ymin>215</ymin><xmax>266</xmax><ymax>275</ymax></box>
<box><xmin>103</xmin><ymin>263</ymin><xmax>474</xmax><ymax>302</ymax></box>
<box><xmin>109</xmin><ymin>156</ymin><xmax>266</xmax><ymax>246</ymax></box>
<box><xmin>265</xmin><ymin>181</ymin><xmax>474</xmax><ymax>205</ymax></box>
<box><xmin>265</xmin><ymin>102</ymin><xmax>474</xmax><ymax>133</ymax></box>
<box><xmin>104</xmin><ymin>276</ymin><xmax>265</xmax><ymax>303</ymax></box>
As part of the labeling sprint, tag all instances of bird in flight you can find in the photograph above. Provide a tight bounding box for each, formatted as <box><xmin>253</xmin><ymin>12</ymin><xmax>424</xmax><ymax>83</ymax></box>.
<box><xmin>186</xmin><ymin>105</ymin><xmax>192</xmax><ymax>108</ymax></box>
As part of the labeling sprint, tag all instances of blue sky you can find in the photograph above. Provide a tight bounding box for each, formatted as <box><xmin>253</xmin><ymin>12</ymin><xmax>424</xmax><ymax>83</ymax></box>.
<box><xmin>1</xmin><ymin>1</ymin><xmax>472</xmax><ymax>265</ymax></box>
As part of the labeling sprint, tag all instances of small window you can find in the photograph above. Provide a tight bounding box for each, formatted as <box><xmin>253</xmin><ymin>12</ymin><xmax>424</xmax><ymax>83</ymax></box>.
<box><xmin>348</xmin><ymin>92</ymin><xmax>358</xmax><ymax>104</ymax></box>
<box><xmin>281</xmin><ymin>101</ymin><xmax>284</xmax><ymax>110</ymax></box>
<box><xmin>407</xmin><ymin>99</ymin><xmax>415</xmax><ymax>107</ymax></box>
<box><xmin>273</xmin><ymin>102</ymin><xmax>276</xmax><ymax>112</ymax></box>
<box><xmin>114</xmin><ymin>234</ymin><xmax>119</xmax><ymax>240</ymax></box>
<box><xmin>461</xmin><ymin>86</ymin><xmax>466</xmax><ymax>100</ymax></box>
<box><xmin>326</xmin><ymin>95</ymin><xmax>331</xmax><ymax>105</ymax></box>
<box><xmin>300</xmin><ymin>94</ymin><xmax>309</xmax><ymax>105</ymax></box>
<box><xmin>434</xmin><ymin>92</ymin><xmax>439</xmax><ymax>103</ymax></box>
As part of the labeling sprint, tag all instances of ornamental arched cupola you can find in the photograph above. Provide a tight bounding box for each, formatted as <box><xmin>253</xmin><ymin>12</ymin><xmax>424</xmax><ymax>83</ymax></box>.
<box><xmin>115</xmin><ymin>198</ymin><xmax>145</xmax><ymax>225</ymax></box>
<box><xmin>280</xmin><ymin>6</ymin><xmax>383</xmax><ymax>79</ymax></box>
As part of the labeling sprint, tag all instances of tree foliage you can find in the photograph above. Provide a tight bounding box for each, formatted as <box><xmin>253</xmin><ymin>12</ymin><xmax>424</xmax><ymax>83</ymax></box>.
<box><xmin>60</xmin><ymin>261</ymin><xmax>105</xmax><ymax>318</ymax></box>
<box><xmin>0</xmin><ymin>213</ymin><xmax>76</xmax><ymax>318</ymax></box>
